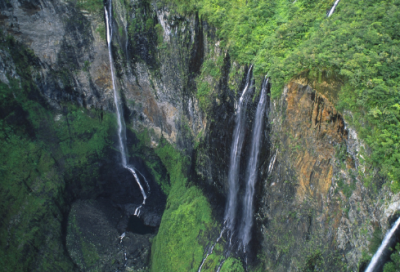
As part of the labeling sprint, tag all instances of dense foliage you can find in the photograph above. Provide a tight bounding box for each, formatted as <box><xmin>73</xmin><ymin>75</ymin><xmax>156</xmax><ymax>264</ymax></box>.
<box><xmin>150</xmin><ymin>138</ymin><xmax>217</xmax><ymax>271</ymax></box>
<box><xmin>383</xmin><ymin>242</ymin><xmax>400</xmax><ymax>272</ymax></box>
<box><xmin>149</xmin><ymin>137</ymin><xmax>244</xmax><ymax>271</ymax></box>
<box><xmin>163</xmin><ymin>0</ymin><xmax>400</xmax><ymax>190</ymax></box>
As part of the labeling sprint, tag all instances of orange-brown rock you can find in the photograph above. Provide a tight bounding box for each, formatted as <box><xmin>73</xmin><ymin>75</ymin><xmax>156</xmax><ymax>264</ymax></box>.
<box><xmin>284</xmin><ymin>80</ymin><xmax>347</xmax><ymax>202</ymax></box>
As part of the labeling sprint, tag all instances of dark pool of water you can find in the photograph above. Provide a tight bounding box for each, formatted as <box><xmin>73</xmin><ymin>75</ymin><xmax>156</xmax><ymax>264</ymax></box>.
<box><xmin>126</xmin><ymin>216</ymin><xmax>156</xmax><ymax>235</ymax></box>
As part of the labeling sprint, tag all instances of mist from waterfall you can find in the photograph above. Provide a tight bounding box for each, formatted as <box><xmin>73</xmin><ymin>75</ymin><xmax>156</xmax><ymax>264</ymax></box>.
<box><xmin>225</xmin><ymin>65</ymin><xmax>253</xmax><ymax>233</ymax></box>
<box><xmin>239</xmin><ymin>77</ymin><xmax>269</xmax><ymax>252</ymax></box>
<box><xmin>327</xmin><ymin>0</ymin><xmax>340</xmax><ymax>17</ymax></box>
<box><xmin>365</xmin><ymin>216</ymin><xmax>400</xmax><ymax>272</ymax></box>
<box><xmin>104</xmin><ymin>1</ymin><xmax>148</xmax><ymax>211</ymax></box>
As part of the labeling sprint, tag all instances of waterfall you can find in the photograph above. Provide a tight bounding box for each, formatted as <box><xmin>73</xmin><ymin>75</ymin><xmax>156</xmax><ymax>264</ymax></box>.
<box><xmin>239</xmin><ymin>77</ymin><xmax>269</xmax><ymax>252</ymax></box>
<box><xmin>104</xmin><ymin>2</ymin><xmax>148</xmax><ymax>211</ymax></box>
<box><xmin>365</xmin><ymin>216</ymin><xmax>400</xmax><ymax>272</ymax></box>
<box><xmin>197</xmin><ymin>66</ymin><xmax>253</xmax><ymax>272</ymax></box>
<box><xmin>225</xmin><ymin>65</ymin><xmax>253</xmax><ymax>233</ymax></box>
<box><xmin>215</xmin><ymin>259</ymin><xmax>226</xmax><ymax>272</ymax></box>
<box><xmin>327</xmin><ymin>0</ymin><xmax>340</xmax><ymax>17</ymax></box>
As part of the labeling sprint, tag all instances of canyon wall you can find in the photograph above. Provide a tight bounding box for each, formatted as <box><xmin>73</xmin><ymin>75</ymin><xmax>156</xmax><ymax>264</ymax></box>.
<box><xmin>1</xmin><ymin>0</ymin><xmax>399</xmax><ymax>271</ymax></box>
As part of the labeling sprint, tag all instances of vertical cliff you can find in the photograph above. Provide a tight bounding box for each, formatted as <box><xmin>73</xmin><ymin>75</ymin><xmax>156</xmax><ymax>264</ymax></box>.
<box><xmin>256</xmin><ymin>80</ymin><xmax>400</xmax><ymax>271</ymax></box>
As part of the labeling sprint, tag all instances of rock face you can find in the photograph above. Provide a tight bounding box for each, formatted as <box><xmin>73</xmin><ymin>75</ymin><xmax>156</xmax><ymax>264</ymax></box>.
<box><xmin>256</xmin><ymin>80</ymin><xmax>400</xmax><ymax>271</ymax></box>
<box><xmin>0</xmin><ymin>0</ymin><xmax>206</xmax><ymax>148</ymax></box>
<box><xmin>2</xmin><ymin>0</ymin><xmax>400</xmax><ymax>271</ymax></box>
<box><xmin>280</xmin><ymin>81</ymin><xmax>346</xmax><ymax>203</ymax></box>
<box><xmin>67</xmin><ymin>199</ymin><xmax>153</xmax><ymax>271</ymax></box>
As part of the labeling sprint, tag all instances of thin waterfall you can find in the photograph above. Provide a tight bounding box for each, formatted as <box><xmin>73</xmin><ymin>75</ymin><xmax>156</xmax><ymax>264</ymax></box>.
<box><xmin>327</xmin><ymin>0</ymin><xmax>340</xmax><ymax>17</ymax></box>
<box><xmin>239</xmin><ymin>77</ymin><xmax>269</xmax><ymax>253</ymax></box>
<box><xmin>197</xmin><ymin>226</ymin><xmax>226</xmax><ymax>272</ymax></box>
<box><xmin>365</xmin><ymin>216</ymin><xmax>400</xmax><ymax>272</ymax></box>
<box><xmin>216</xmin><ymin>259</ymin><xmax>226</xmax><ymax>272</ymax></box>
<box><xmin>225</xmin><ymin>65</ymin><xmax>253</xmax><ymax>233</ymax></box>
<box><xmin>104</xmin><ymin>2</ymin><xmax>148</xmax><ymax>212</ymax></box>
<box><xmin>198</xmin><ymin>66</ymin><xmax>253</xmax><ymax>272</ymax></box>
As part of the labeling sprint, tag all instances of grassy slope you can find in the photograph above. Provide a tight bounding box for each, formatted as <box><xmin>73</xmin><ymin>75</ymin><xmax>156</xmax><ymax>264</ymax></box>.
<box><xmin>150</xmin><ymin>139</ymin><xmax>216</xmax><ymax>271</ymax></box>
<box><xmin>148</xmin><ymin>136</ymin><xmax>245</xmax><ymax>271</ymax></box>
<box><xmin>165</xmin><ymin>0</ymin><xmax>400</xmax><ymax>190</ymax></box>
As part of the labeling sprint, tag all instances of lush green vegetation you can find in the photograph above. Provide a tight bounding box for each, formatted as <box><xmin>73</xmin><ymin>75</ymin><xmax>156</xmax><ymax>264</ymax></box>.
<box><xmin>150</xmin><ymin>138</ymin><xmax>218</xmax><ymax>271</ymax></box>
<box><xmin>0</xmin><ymin>34</ymin><xmax>115</xmax><ymax>270</ymax></box>
<box><xmin>148</xmin><ymin>135</ymin><xmax>244</xmax><ymax>271</ymax></box>
<box><xmin>127</xmin><ymin>0</ymin><xmax>159</xmax><ymax>65</ymax></box>
<box><xmin>195</xmin><ymin>53</ymin><xmax>225</xmax><ymax>111</ymax></box>
<box><xmin>383</xmin><ymin>242</ymin><xmax>400</xmax><ymax>272</ymax></box>
<box><xmin>164</xmin><ymin>0</ymin><xmax>400</xmax><ymax>190</ymax></box>
<box><xmin>220</xmin><ymin>257</ymin><xmax>244</xmax><ymax>272</ymax></box>
<box><xmin>130</xmin><ymin>128</ymin><xmax>171</xmax><ymax>195</ymax></box>
<box><xmin>76</xmin><ymin>0</ymin><xmax>103</xmax><ymax>13</ymax></box>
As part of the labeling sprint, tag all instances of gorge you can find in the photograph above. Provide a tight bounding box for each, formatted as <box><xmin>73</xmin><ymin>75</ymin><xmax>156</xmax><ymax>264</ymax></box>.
<box><xmin>1</xmin><ymin>0</ymin><xmax>400</xmax><ymax>272</ymax></box>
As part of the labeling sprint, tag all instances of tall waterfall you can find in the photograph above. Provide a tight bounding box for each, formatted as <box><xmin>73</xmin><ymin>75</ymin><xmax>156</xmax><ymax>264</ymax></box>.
<box><xmin>239</xmin><ymin>77</ymin><xmax>269</xmax><ymax>252</ymax></box>
<box><xmin>225</xmin><ymin>65</ymin><xmax>253</xmax><ymax>233</ymax></box>
<box><xmin>104</xmin><ymin>2</ymin><xmax>147</xmax><ymax>211</ymax></box>
<box><xmin>197</xmin><ymin>66</ymin><xmax>253</xmax><ymax>272</ymax></box>
<box><xmin>365</xmin><ymin>216</ymin><xmax>400</xmax><ymax>272</ymax></box>
<box><xmin>327</xmin><ymin>0</ymin><xmax>340</xmax><ymax>17</ymax></box>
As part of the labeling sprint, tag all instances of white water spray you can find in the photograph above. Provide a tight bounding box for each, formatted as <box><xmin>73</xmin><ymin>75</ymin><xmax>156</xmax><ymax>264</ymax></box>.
<box><xmin>365</xmin><ymin>216</ymin><xmax>400</xmax><ymax>272</ymax></box>
<box><xmin>239</xmin><ymin>77</ymin><xmax>269</xmax><ymax>251</ymax></box>
<box><xmin>225</xmin><ymin>65</ymin><xmax>253</xmax><ymax>232</ymax></box>
<box><xmin>268</xmin><ymin>152</ymin><xmax>277</xmax><ymax>175</ymax></box>
<box><xmin>327</xmin><ymin>0</ymin><xmax>340</xmax><ymax>17</ymax></box>
<box><xmin>104</xmin><ymin>3</ymin><xmax>147</xmax><ymax>211</ymax></box>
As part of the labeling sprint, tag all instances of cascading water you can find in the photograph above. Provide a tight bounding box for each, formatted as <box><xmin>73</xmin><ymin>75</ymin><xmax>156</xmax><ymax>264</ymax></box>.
<box><xmin>197</xmin><ymin>66</ymin><xmax>253</xmax><ymax>272</ymax></box>
<box><xmin>327</xmin><ymin>0</ymin><xmax>340</xmax><ymax>17</ymax></box>
<box><xmin>197</xmin><ymin>226</ymin><xmax>226</xmax><ymax>272</ymax></box>
<box><xmin>225</xmin><ymin>65</ymin><xmax>253</xmax><ymax>234</ymax></box>
<box><xmin>239</xmin><ymin>77</ymin><xmax>269</xmax><ymax>253</ymax></box>
<box><xmin>365</xmin><ymin>216</ymin><xmax>400</xmax><ymax>272</ymax></box>
<box><xmin>104</xmin><ymin>1</ymin><xmax>148</xmax><ymax>213</ymax></box>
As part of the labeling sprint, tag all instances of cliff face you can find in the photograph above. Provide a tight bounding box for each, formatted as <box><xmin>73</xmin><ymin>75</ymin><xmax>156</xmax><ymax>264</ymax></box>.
<box><xmin>257</xmin><ymin>81</ymin><xmax>400</xmax><ymax>271</ymax></box>
<box><xmin>1</xmin><ymin>0</ymin><xmax>400</xmax><ymax>272</ymax></box>
<box><xmin>0</xmin><ymin>0</ymin><xmax>232</xmax><ymax>270</ymax></box>
<box><xmin>0</xmin><ymin>0</ymin><xmax>205</xmax><ymax>146</ymax></box>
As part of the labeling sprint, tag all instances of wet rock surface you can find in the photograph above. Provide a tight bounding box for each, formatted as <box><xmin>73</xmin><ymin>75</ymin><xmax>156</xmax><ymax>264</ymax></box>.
<box><xmin>124</xmin><ymin>203</ymin><xmax>161</xmax><ymax>227</ymax></box>
<box><xmin>67</xmin><ymin>199</ymin><xmax>153</xmax><ymax>272</ymax></box>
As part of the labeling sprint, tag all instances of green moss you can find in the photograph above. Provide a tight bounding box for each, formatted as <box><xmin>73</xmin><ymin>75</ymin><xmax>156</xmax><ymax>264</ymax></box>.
<box><xmin>0</xmin><ymin>34</ymin><xmax>115</xmax><ymax>271</ymax></box>
<box><xmin>220</xmin><ymin>257</ymin><xmax>244</xmax><ymax>272</ymax></box>
<box><xmin>96</xmin><ymin>23</ymin><xmax>106</xmax><ymax>41</ymax></box>
<box><xmin>150</xmin><ymin>139</ymin><xmax>218</xmax><ymax>272</ymax></box>
<box><xmin>155</xmin><ymin>24</ymin><xmax>164</xmax><ymax>44</ymax></box>
<box><xmin>129</xmin><ymin>128</ymin><xmax>171</xmax><ymax>195</ymax></box>
<box><xmin>369</xmin><ymin>227</ymin><xmax>383</xmax><ymax>254</ymax></box>
<box><xmin>76</xmin><ymin>0</ymin><xmax>103</xmax><ymax>14</ymax></box>
<box><xmin>195</xmin><ymin>53</ymin><xmax>225</xmax><ymax>112</ymax></box>
<box><xmin>82</xmin><ymin>241</ymin><xmax>100</xmax><ymax>269</ymax></box>
<box><xmin>383</xmin><ymin>243</ymin><xmax>400</xmax><ymax>272</ymax></box>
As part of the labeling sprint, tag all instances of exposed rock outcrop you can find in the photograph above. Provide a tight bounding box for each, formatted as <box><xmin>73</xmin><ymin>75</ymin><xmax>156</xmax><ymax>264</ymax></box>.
<box><xmin>67</xmin><ymin>199</ymin><xmax>153</xmax><ymax>272</ymax></box>
<box><xmin>257</xmin><ymin>80</ymin><xmax>400</xmax><ymax>271</ymax></box>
